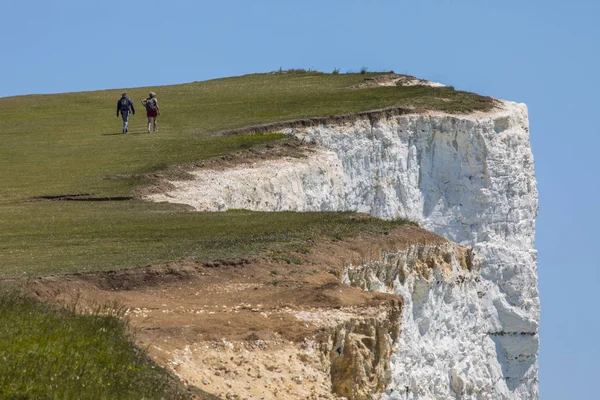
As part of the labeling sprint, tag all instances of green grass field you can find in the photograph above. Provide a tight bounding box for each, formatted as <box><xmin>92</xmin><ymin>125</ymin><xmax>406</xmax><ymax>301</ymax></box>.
<box><xmin>0</xmin><ymin>70</ymin><xmax>492</xmax><ymax>399</ymax></box>
<box><xmin>0</xmin><ymin>71</ymin><xmax>492</xmax><ymax>278</ymax></box>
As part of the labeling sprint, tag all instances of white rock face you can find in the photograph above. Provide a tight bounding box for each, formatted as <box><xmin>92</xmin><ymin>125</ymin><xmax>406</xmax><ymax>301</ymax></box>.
<box><xmin>342</xmin><ymin>243</ymin><xmax>495</xmax><ymax>399</ymax></box>
<box><xmin>146</xmin><ymin>101</ymin><xmax>539</xmax><ymax>399</ymax></box>
<box><xmin>149</xmin><ymin>148</ymin><xmax>347</xmax><ymax>212</ymax></box>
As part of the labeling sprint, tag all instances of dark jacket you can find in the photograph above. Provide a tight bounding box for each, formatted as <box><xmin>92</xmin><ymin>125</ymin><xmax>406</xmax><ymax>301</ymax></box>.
<box><xmin>116</xmin><ymin>96</ymin><xmax>135</xmax><ymax>116</ymax></box>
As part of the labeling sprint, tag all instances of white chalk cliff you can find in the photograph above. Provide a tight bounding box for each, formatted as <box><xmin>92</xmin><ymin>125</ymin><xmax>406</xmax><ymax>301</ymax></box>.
<box><xmin>147</xmin><ymin>100</ymin><xmax>539</xmax><ymax>399</ymax></box>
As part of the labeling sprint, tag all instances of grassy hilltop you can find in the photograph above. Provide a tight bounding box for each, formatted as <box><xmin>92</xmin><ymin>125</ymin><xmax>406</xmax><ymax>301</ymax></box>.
<box><xmin>0</xmin><ymin>71</ymin><xmax>492</xmax><ymax>399</ymax></box>
<box><xmin>0</xmin><ymin>71</ymin><xmax>492</xmax><ymax>277</ymax></box>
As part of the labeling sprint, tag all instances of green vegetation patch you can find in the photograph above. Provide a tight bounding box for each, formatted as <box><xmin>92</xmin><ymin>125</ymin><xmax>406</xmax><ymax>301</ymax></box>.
<box><xmin>1</xmin><ymin>201</ymin><xmax>411</xmax><ymax>277</ymax></box>
<box><xmin>0</xmin><ymin>292</ymin><xmax>187</xmax><ymax>400</ymax></box>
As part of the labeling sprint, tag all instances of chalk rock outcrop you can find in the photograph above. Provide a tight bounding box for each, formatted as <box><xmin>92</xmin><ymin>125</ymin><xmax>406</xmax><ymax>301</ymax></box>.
<box><xmin>146</xmin><ymin>100</ymin><xmax>539</xmax><ymax>399</ymax></box>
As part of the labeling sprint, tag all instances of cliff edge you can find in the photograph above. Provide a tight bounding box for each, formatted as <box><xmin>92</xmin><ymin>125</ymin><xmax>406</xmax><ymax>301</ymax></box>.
<box><xmin>146</xmin><ymin>99</ymin><xmax>539</xmax><ymax>399</ymax></box>
<box><xmin>28</xmin><ymin>226</ymin><xmax>473</xmax><ymax>400</ymax></box>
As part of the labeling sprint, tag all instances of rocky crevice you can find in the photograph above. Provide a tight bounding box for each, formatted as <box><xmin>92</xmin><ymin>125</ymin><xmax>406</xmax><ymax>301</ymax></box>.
<box><xmin>319</xmin><ymin>304</ymin><xmax>401</xmax><ymax>400</ymax></box>
<box><xmin>342</xmin><ymin>242</ymin><xmax>478</xmax><ymax>291</ymax></box>
<box><xmin>341</xmin><ymin>242</ymin><xmax>488</xmax><ymax>399</ymax></box>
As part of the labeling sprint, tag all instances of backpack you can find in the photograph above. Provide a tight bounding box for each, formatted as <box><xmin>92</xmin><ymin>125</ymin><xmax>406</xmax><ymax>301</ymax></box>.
<box><xmin>145</xmin><ymin>98</ymin><xmax>157</xmax><ymax>111</ymax></box>
<box><xmin>119</xmin><ymin>97</ymin><xmax>130</xmax><ymax>111</ymax></box>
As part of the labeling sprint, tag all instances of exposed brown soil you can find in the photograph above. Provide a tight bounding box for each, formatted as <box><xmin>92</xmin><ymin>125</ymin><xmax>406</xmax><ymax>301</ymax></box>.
<box><xmin>22</xmin><ymin>225</ymin><xmax>446</xmax><ymax>399</ymax></box>
<box><xmin>349</xmin><ymin>74</ymin><xmax>408</xmax><ymax>89</ymax></box>
<box><xmin>216</xmin><ymin>106</ymin><xmax>419</xmax><ymax>137</ymax></box>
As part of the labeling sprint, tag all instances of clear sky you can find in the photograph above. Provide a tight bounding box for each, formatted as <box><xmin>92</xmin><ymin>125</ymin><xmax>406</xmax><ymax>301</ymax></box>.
<box><xmin>1</xmin><ymin>0</ymin><xmax>598</xmax><ymax>398</ymax></box>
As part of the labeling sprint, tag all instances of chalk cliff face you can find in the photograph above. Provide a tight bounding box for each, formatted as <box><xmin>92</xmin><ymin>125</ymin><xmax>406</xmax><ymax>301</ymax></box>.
<box><xmin>342</xmin><ymin>242</ymin><xmax>484</xmax><ymax>399</ymax></box>
<box><xmin>146</xmin><ymin>101</ymin><xmax>539</xmax><ymax>399</ymax></box>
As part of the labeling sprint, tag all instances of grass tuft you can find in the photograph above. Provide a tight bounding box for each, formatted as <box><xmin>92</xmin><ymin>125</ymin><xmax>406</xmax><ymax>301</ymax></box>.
<box><xmin>0</xmin><ymin>291</ymin><xmax>188</xmax><ymax>400</ymax></box>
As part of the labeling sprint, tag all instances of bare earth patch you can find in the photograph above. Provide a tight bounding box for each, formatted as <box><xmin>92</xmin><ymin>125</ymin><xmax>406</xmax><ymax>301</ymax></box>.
<box><xmin>350</xmin><ymin>74</ymin><xmax>446</xmax><ymax>89</ymax></box>
<box><xmin>24</xmin><ymin>226</ymin><xmax>446</xmax><ymax>400</ymax></box>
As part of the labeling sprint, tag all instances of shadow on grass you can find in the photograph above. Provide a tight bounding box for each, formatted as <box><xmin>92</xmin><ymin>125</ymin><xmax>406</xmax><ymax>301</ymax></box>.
<box><xmin>101</xmin><ymin>131</ymin><xmax>151</xmax><ymax>136</ymax></box>
<box><xmin>102</xmin><ymin>132</ymin><xmax>126</xmax><ymax>136</ymax></box>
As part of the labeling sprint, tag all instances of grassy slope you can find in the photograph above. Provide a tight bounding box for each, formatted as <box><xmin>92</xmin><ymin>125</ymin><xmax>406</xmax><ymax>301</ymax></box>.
<box><xmin>0</xmin><ymin>292</ymin><xmax>189</xmax><ymax>400</ymax></box>
<box><xmin>0</xmin><ymin>71</ymin><xmax>492</xmax><ymax>277</ymax></box>
<box><xmin>0</xmin><ymin>71</ymin><xmax>491</xmax><ymax>399</ymax></box>
<box><xmin>0</xmin><ymin>294</ymin><xmax>185</xmax><ymax>399</ymax></box>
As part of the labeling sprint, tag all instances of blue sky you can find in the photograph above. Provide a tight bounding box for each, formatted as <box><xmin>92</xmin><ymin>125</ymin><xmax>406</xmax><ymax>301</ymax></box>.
<box><xmin>1</xmin><ymin>0</ymin><xmax>598</xmax><ymax>398</ymax></box>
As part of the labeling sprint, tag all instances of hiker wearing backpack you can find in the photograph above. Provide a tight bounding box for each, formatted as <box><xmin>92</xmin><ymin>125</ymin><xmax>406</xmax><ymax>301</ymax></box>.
<box><xmin>141</xmin><ymin>92</ymin><xmax>160</xmax><ymax>133</ymax></box>
<box><xmin>116</xmin><ymin>92</ymin><xmax>135</xmax><ymax>133</ymax></box>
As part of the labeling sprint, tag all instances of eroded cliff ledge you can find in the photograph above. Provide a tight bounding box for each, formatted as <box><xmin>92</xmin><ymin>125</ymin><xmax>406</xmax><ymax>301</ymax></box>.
<box><xmin>145</xmin><ymin>100</ymin><xmax>539</xmax><ymax>399</ymax></box>
<box><xmin>27</xmin><ymin>226</ymin><xmax>475</xmax><ymax>400</ymax></box>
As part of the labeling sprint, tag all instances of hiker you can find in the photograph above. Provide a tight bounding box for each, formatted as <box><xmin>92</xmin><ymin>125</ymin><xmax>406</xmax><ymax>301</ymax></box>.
<box><xmin>116</xmin><ymin>92</ymin><xmax>135</xmax><ymax>133</ymax></box>
<box><xmin>141</xmin><ymin>92</ymin><xmax>160</xmax><ymax>133</ymax></box>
